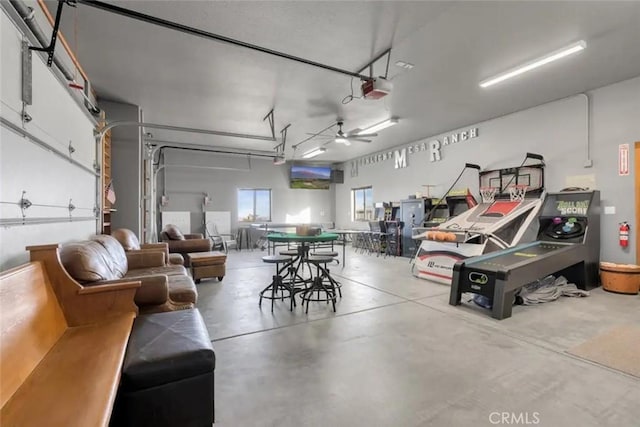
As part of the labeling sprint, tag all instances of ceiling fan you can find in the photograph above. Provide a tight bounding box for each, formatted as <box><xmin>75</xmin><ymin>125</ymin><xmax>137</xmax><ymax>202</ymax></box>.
<box><xmin>305</xmin><ymin>121</ymin><xmax>377</xmax><ymax>146</ymax></box>
<box><xmin>333</xmin><ymin>121</ymin><xmax>377</xmax><ymax>145</ymax></box>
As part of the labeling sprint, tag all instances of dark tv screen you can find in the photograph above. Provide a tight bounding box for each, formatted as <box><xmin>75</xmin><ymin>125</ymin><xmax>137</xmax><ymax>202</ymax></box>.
<box><xmin>290</xmin><ymin>165</ymin><xmax>331</xmax><ymax>190</ymax></box>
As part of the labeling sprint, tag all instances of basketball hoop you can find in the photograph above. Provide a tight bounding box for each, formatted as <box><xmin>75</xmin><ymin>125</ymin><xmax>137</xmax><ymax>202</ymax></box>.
<box><xmin>509</xmin><ymin>184</ymin><xmax>528</xmax><ymax>202</ymax></box>
<box><xmin>480</xmin><ymin>187</ymin><xmax>497</xmax><ymax>204</ymax></box>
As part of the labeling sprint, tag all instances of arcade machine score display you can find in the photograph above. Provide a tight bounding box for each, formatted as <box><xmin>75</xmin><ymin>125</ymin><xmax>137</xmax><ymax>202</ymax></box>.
<box><xmin>450</xmin><ymin>190</ymin><xmax>600</xmax><ymax>320</ymax></box>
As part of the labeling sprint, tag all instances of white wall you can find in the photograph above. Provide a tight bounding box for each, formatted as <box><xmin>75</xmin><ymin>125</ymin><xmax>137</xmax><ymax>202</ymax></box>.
<box><xmin>589</xmin><ymin>76</ymin><xmax>640</xmax><ymax>263</ymax></box>
<box><xmin>337</xmin><ymin>76</ymin><xmax>640</xmax><ymax>264</ymax></box>
<box><xmin>157</xmin><ymin>148</ymin><xmax>335</xmax><ymax>237</ymax></box>
<box><xmin>0</xmin><ymin>9</ymin><xmax>98</xmax><ymax>270</ymax></box>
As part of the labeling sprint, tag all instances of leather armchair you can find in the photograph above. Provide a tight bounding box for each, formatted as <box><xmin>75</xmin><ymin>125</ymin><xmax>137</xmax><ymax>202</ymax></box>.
<box><xmin>112</xmin><ymin>228</ymin><xmax>184</xmax><ymax>266</ymax></box>
<box><xmin>161</xmin><ymin>224</ymin><xmax>212</xmax><ymax>266</ymax></box>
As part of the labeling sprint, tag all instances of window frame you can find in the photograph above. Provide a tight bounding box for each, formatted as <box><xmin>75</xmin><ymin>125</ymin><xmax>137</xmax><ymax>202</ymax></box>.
<box><xmin>351</xmin><ymin>186</ymin><xmax>373</xmax><ymax>222</ymax></box>
<box><xmin>237</xmin><ymin>188</ymin><xmax>272</xmax><ymax>222</ymax></box>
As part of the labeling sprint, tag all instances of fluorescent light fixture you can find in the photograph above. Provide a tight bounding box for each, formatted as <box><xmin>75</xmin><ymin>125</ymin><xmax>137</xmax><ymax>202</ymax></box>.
<box><xmin>302</xmin><ymin>147</ymin><xmax>326</xmax><ymax>159</ymax></box>
<box><xmin>480</xmin><ymin>40</ymin><xmax>586</xmax><ymax>88</ymax></box>
<box><xmin>357</xmin><ymin>118</ymin><xmax>399</xmax><ymax>135</ymax></box>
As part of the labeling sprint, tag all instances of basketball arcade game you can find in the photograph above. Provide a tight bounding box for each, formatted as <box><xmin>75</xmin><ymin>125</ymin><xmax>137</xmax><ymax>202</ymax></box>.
<box><xmin>450</xmin><ymin>190</ymin><xmax>600</xmax><ymax>319</ymax></box>
<box><xmin>425</xmin><ymin>189</ymin><xmax>478</xmax><ymax>227</ymax></box>
<box><xmin>412</xmin><ymin>153</ymin><xmax>546</xmax><ymax>284</ymax></box>
<box><xmin>402</xmin><ymin>188</ymin><xmax>477</xmax><ymax>258</ymax></box>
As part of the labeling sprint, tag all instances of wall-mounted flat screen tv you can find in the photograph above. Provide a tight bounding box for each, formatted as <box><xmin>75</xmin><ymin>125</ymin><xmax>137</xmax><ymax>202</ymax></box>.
<box><xmin>290</xmin><ymin>165</ymin><xmax>332</xmax><ymax>190</ymax></box>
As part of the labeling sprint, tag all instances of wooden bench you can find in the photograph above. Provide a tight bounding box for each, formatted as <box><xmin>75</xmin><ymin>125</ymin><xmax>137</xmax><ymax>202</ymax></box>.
<box><xmin>1</xmin><ymin>244</ymin><xmax>141</xmax><ymax>427</ymax></box>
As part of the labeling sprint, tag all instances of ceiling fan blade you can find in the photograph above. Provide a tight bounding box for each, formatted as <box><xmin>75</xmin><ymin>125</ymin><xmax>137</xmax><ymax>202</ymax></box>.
<box><xmin>305</xmin><ymin>133</ymin><xmax>335</xmax><ymax>137</ymax></box>
<box><xmin>348</xmin><ymin>132</ymin><xmax>377</xmax><ymax>138</ymax></box>
<box><xmin>349</xmin><ymin>138</ymin><xmax>372</xmax><ymax>143</ymax></box>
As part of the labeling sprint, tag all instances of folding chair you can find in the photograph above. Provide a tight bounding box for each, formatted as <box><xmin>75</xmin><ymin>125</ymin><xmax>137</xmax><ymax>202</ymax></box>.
<box><xmin>205</xmin><ymin>222</ymin><xmax>237</xmax><ymax>253</ymax></box>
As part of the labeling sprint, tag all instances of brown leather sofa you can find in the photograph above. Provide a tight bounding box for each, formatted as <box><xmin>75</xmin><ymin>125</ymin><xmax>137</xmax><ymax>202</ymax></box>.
<box><xmin>112</xmin><ymin>228</ymin><xmax>185</xmax><ymax>266</ymax></box>
<box><xmin>161</xmin><ymin>224</ymin><xmax>212</xmax><ymax>266</ymax></box>
<box><xmin>60</xmin><ymin>234</ymin><xmax>197</xmax><ymax>313</ymax></box>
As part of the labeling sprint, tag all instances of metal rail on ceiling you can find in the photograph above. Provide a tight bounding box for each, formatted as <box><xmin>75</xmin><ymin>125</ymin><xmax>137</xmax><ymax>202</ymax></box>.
<box><xmin>36</xmin><ymin>0</ymin><xmax>90</xmax><ymax>82</ymax></box>
<box><xmin>8</xmin><ymin>0</ymin><xmax>75</xmax><ymax>80</ymax></box>
<box><xmin>154</xmin><ymin>145</ymin><xmax>278</xmax><ymax>162</ymax></box>
<box><xmin>75</xmin><ymin>0</ymin><xmax>376</xmax><ymax>81</ymax></box>
<box><xmin>155</xmin><ymin>164</ymin><xmax>251</xmax><ymax>174</ymax></box>
<box><xmin>291</xmin><ymin>121</ymin><xmax>337</xmax><ymax>151</ymax></box>
<box><xmin>98</xmin><ymin>121</ymin><xmax>277</xmax><ymax>142</ymax></box>
<box><xmin>27</xmin><ymin>0</ymin><xmax>65</xmax><ymax>67</ymax></box>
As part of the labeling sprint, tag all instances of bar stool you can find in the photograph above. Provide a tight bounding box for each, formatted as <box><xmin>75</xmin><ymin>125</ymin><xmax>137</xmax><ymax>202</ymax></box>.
<box><xmin>279</xmin><ymin>249</ymin><xmax>299</xmax><ymax>257</ymax></box>
<box><xmin>280</xmin><ymin>247</ymin><xmax>312</xmax><ymax>287</ymax></box>
<box><xmin>311</xmin><ymin>251</ymin><xmax>342</xmax><ymax>290</ymax></box>
<box><xmin>301</xmin><ymin>255</ymin><xmax>339</xmax><ymax>313</ymax></box>
<box><xmin>259</xmin><ymin>255</ymin><xmax>294</xmax><ymax>311</ymax></box>
<box><xmin>310</xmin><ymin>250</ymin><xmax>339</xmax><ymax>263</ymax></box>
<box><xmin>309</xmin><ymin>251</ymin><xmax>342</xmax><ymax>297</ymax></box>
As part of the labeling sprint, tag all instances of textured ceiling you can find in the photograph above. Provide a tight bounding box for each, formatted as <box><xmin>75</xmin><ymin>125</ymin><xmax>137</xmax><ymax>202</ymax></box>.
<box><xmin>48</xmin><ymin>1</ymin><xmax>640</xmax><ymax>163</ymax></box>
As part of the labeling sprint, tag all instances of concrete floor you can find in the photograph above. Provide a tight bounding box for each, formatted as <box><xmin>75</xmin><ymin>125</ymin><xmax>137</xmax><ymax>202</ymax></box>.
<box><xmin>195</xmin><ymin>248</ymin><xmax>640</xmax><ymax>427</ymax></box>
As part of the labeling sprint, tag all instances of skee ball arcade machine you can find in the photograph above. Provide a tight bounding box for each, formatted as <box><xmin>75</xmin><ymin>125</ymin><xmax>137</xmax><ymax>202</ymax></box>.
<box><xmin>412</xmin><ymin>153</ymin><xmax>545</xmax><ymax>284</ymax></box>
<box><xmin>449</xmin><ymin>190</ymin><xmax>600</xmax><ymax>320</ymax></box>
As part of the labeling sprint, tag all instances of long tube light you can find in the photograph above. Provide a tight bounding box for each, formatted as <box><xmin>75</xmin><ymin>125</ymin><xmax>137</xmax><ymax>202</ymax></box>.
<box><xmin>357</xmin><ymin>118</ymin><xmax>399</xmax><ymax>135</ymax></box>
<box><xmin>302</xmin><ymin>147</ymin><xmax>326</xmax><ymax>159</ymax></box>
<box><xmin>479</xmin><ymin>40</ymin><xmax>586</xmax><ymax>88</ymax></box>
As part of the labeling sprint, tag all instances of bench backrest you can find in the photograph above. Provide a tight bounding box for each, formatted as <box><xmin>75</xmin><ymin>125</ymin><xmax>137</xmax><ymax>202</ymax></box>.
<box><xmin>0</xmin><ymin>262</ymin><xmax>68</xmax><ymax>408</ymax></box>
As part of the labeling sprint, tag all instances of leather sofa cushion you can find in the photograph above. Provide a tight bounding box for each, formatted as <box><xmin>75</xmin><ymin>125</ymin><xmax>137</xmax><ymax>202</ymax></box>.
<box><xmin>163</xmin><ymin>224</ymin><xmax>185</xmax><ymax>240</ymax></box>
<box><xmin>163</xmin><ymin>238</ymin><xmax>212</xmax><ymax>253</ymax></box>
<box><xmin>164</xmin><ymin>274</ymin><xmax>197</xmax><ymax>304</ymax></box>
<box><xmin>126</xmin><ymin>265</ymin><xmax>187</xmax><ymax>278</ymax></box>
<box><xmin>120</xmin><ymin>309</ymin><xmax>214</xmax><ymax>391</ymax></box>
<box><xmin>112</xmin><ymin>228</ymin><xmax>141</xmax><ymax>250</ymax></box>
<box><xmin>169</xmin><ymin>253</ymin><xmax>185</xmax><ymax>265</ymax></box>
<box><xmin>131</xmin><ymin>275</ymin><xmax>170</xmax><ymax>306</ymax></box>
<box><xmin>61</xmin><ymin>240</ymin><xmax>122</xmax><ymax>282</ymax></box>
<box><xmin>91</xmin><ymin>235</ymin><xmax>128</xmax><ymax>277</ymax></box>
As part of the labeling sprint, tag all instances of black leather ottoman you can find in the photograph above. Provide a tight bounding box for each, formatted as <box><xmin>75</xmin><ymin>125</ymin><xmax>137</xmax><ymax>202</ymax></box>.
<box><xmin>111</xmin><ymin>309</ymin><xmax>215</xmax><ymax>427</ymax></box>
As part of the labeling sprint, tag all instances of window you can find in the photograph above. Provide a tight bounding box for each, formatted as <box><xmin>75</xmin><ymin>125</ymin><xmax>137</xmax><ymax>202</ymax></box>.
<box><xmin>352</xmin><ymin>186</ymin><xmax>373</xmax><ymax>221</ymax></box>
<box><xmin>238</xmin><ymin>189</ymin><xmax>271</xmax><ymax>222</ymax></box>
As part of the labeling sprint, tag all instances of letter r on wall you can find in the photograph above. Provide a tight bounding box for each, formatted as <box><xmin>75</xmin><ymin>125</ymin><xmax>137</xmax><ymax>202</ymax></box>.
<box><xmin>429</xmin><ymin>140</ymin><xmax>441</xmax><ymax>162</ymax></box>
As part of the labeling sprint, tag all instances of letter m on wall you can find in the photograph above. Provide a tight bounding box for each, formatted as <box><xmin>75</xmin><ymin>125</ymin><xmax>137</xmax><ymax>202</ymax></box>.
<box><xmin>394</xmin><ymin>148</ymin><xmax>407</xmax><ymax>169</ymax></box>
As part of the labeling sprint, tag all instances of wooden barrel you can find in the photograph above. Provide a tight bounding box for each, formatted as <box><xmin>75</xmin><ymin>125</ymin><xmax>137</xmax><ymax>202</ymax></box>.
<box><xmin>600</xmin><ymin>262</ymin><xmax>640</xmax><ymax>295</ymax></box>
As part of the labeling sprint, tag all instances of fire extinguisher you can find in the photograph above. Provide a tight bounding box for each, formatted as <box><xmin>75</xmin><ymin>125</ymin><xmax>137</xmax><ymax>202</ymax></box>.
<box><xmin>619</xmin><ymin>222</ymin><xmax>630</xmax><ymax>247</ymax></box>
